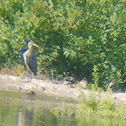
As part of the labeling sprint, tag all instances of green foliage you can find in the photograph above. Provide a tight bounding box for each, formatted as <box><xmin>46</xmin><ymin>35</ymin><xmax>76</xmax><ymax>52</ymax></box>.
<box><xmin>92</xmin><ymin>65</ymin><xmax>99</xmax><ymax>90</ymax></box>
<box><xmin>101</xmin><ymin>99</ymin><xmax>116</xmax><ymax>111</ymax></box>
<box><xmin>0</xmin><ymin>0</ymin><xmax>125</xmax><ymax>90</ymax></box>
<box><xmin>52</xmin><ymin>94</ymin><xmax>126</xmax><ymax>122</ymax></box>
<box><xmin>77</xmin><ymin>93</ymin><xmax>126</xmax><ymax>120</ymax></box>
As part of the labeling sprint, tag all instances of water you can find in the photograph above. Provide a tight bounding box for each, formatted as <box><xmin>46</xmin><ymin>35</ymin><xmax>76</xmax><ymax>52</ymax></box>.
<box><xmin>0</xmin><ymin>90</ymin><xmax>125</xmax><ymax>126</ymax></box>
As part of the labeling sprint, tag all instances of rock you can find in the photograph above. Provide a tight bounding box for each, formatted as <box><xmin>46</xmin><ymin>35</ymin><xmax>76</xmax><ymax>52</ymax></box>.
<box><xmin>79</xmin><ymin>77</ymin><xmax>88</xmax><ymax>89</ymax></box>
<box><xmin>108</xmin><ymin>80</ymin><xmax>118</xmax><ymax>92</ymax></box>
<box><xmin>63</xmin><ymin>76</ymin><xmax>76</xmax><ymax>87</ymax></box>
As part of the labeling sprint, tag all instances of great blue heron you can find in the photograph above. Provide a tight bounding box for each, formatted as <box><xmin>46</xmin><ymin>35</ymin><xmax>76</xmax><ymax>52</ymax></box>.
<box><xmin>22</xmin><ymin>40</ymin><xmax>39</xmax><ymax>81</ymax></box>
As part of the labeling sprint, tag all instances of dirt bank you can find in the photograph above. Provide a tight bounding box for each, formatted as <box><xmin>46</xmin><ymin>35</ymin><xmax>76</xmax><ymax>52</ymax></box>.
<box><xmin>0</xmin><ymin>74</ymin><xmax>126</xmax><ymax>105</ymax></box>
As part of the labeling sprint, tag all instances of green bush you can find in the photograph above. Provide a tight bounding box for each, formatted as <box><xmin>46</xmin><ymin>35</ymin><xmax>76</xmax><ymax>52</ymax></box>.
<box><xmin>0</xmin><ymin>0</ymin><xmax>125</xmax><ymax>91</ymax></box>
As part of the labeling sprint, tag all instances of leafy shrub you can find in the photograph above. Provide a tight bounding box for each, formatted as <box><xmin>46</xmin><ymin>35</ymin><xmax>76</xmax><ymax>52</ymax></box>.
<box><xmin>0</xmin><ymin>0</ymin><xmax>125</xmax><ymax>91</ymax></box>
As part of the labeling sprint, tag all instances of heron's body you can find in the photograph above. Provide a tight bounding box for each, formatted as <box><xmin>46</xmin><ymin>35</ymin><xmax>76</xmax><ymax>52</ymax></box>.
<box><xmin>22</xmin><ymin>40</ymin><xmax>39</xmax><ymax>78</ymax></box>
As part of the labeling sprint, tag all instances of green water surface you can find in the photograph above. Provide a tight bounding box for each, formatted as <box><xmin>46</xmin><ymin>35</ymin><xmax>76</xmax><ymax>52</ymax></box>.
<box><xmin>0</xmin><ymin>90</ymin><xmax>125</xmax><ymax>126</ymax></box>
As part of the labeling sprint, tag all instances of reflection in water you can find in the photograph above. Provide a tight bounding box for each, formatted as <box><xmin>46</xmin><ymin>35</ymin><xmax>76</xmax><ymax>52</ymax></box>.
<box><xmin>17</xmin><ymin>106</ymin><xmax>34</xmax><ymax>126</ymax></box>
<box><xmin>17</xmin><ymin>111</ymin><xmax>22</xmax><ymax>126</ymax></box>
<box><xmin>0</xmin><ymin>91</ymin><xmax>77</xmax><ymax>126</ymax></box>
<box><xmin>0</xmin><ymin>90</ymin><xmax>125</xmax><ymax>126</ymax></box>
<box><xmin>16</xmin><ymin>104</ymin><xmax>57</xmax><ymax>126</ymax></box>
<box><xmin>24</xmin><ymin>106</ymin><xmax>34</xmax><ymax>126</ymax></box>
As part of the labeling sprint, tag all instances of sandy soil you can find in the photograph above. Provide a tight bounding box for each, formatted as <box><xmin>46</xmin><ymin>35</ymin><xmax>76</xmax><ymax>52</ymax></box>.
<box><xmin>0</xmin><ymin>74</ymin><xmax>126</xmax><ymax>105</ymax></box>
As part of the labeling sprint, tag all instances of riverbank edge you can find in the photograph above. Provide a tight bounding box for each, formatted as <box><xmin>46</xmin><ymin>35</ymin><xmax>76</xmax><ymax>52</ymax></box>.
<box><xmin>0</xmin><ymin>74</ymin><xmax>126</xmax><ymax>105</ymax></box>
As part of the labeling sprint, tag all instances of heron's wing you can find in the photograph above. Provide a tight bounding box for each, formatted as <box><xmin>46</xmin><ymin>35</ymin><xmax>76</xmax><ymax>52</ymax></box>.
<box><xmin>26</xmin><ymin>52</ymin><xmax>37</xmax><ymax>76</ymax></box>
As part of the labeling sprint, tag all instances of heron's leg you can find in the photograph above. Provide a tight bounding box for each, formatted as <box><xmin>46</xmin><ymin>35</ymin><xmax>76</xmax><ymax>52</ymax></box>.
<box><xmin>29</xmin><ymin>71</ymin><xmax>32</xmax><ymax>82</ymax></box>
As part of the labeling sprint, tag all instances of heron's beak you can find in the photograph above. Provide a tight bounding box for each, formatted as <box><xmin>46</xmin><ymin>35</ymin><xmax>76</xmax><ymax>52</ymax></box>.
<box><xmin>32</xmin><ymin>42</ymin><xmax>39</xmax><ymax>48</ymax></box>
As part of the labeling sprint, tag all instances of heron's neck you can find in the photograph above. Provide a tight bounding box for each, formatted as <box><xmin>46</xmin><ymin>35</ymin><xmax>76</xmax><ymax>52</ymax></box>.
<box><xmin>28</xmin><ymin>46</ymin><xmax>33</xmax><ymax>53</ymax></box>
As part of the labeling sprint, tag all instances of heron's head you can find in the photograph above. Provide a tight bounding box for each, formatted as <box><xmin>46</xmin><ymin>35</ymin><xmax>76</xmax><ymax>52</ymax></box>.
<box><xmin>27</xmin><ymin>40</ymin><xmax>39</xmax><ymax>49</ymax></box>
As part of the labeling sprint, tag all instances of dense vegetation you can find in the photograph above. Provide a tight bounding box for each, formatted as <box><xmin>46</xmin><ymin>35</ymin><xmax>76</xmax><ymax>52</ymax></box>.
<box><xmin>53</xmin><ymin>94</ymin><xmax>126</xmax><ymax>124</ymax></box>
<box><xmin>0</xmin><ymin>0</ymin><xmax>125</xmax><ymax>91</ymax></box>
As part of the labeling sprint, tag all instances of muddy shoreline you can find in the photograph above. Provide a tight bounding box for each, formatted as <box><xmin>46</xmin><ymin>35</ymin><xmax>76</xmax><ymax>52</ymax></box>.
<box><xmin>0</xmin><ymin>74</ymin><xmax>126</xmax><ymax>105</ymax></box>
